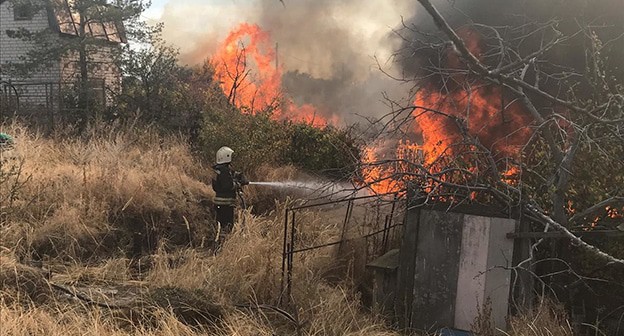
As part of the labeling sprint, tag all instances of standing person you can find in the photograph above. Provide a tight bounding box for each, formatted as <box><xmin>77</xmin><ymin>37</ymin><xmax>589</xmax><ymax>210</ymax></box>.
<box><xmin>212</xmin><ymin>146</ymin><xmax>248</xmax><ymax>239</ymax></box>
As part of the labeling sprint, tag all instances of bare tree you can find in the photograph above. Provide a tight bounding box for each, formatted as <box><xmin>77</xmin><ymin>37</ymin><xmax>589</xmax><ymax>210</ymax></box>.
<box><xmin>358</xmin><ymin>2</ymin><xmax>624</xmax><ymax>330</ymax></box>
<box><xmin>365</xmin><ymin>0</ymin><xmax>624</xmax><ymax>266</ymax></box>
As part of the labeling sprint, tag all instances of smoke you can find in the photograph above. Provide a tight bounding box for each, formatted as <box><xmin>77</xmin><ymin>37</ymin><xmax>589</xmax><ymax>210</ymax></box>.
<box><xmin>249</xmin><ymin>180</ymin><xmax>364</xmax><ymax>199</ymax></box>
<box><xmin>157</xmin><ymin>0</ymin><xmax>418</xmax><ymax>125</ymax></box>
<box><xmin>386</xmin><ymin>0</ymin><xmax>624</xmax><ymax>167</ymax></box>
<box><xmin>156</xmin><ymin>0</ymin><xmax>622</xmax><ymax>128</ymax></box>
<box><xmin>398</xmin><ymin>0</ymin><xmax>624</xmax><ymax>86</ymax></box>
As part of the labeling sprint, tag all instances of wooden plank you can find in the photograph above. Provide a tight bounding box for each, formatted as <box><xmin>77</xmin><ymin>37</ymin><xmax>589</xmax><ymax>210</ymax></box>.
<box><xmin>510</xmin><ymin>218</ymin><xmax>535</xmax><ymax>314</ymax></box>
<box><xmin>484</xmin><ymin>217</ymin><xmax>516</xmax><ymax>331</ymax></box>
<box><xmin>395</xmin><ymin>206</ymin><xmax>420</xmax><ymax>328</ymax></box>
<box><xmin>454</xmin><ymin>215</ymin><xmax>490</xmax><ymax>331</ymax></box>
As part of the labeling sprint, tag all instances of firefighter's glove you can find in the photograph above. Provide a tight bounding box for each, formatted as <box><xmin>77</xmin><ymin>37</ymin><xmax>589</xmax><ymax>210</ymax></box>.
<box><xmin>234</xmin><ymin>172</ymin><xmax>249</xmax><ymax>186</ymax></box>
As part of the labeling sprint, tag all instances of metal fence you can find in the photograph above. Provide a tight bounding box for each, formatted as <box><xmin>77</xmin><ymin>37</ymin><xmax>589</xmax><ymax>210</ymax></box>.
<box><xmin>0</xmin><ymin>79</ymin><xmax>106</xmax><ymax>127</ymax></box>
<box><xmin>279</xmin><ymin>192</ymin><xmax>403</xmax><ymax>305</ymax></box>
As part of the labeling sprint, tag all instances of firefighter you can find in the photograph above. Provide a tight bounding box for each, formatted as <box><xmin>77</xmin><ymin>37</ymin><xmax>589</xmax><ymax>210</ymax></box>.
<box><xmin>212</xmin><ymin>146</ymin><xmax>248</xmax><ymax>238</ymax></box>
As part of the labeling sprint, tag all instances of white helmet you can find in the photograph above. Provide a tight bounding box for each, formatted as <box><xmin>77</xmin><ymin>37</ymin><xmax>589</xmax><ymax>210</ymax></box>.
<box><xmin>216</xmin><ymin>146</ymin><xmax>234</xmax><ymax>164</ymax></box>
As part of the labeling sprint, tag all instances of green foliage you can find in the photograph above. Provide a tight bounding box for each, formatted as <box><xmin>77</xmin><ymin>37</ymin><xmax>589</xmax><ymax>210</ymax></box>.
<box><xmin>117</xmin><ymin>45</ymin><xmax>189</xmax><ymax>123</ymax></box>
<box><xmin>522</xmin><ymin>130</ymin><xmax>624</xmax><ymax>229</ymax></box>
<box><xmin>199</xmin><ymin>96</ymin><xmax>361</xmax><ymax>180</ymax></box>
<box><xmin>199</xmin><ymin>95</ymin><xmax>290</xmax><ymax>174</ymax></box>
<box><xmin>285</xmin><ymin>123</ymin><xmax>360</xmax><ymax>179</ymax></box>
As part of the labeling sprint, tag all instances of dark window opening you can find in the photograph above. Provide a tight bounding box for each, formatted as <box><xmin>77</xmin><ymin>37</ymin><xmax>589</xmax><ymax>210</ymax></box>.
<box><xmin>13</xmin><ymin>3</ymin><xmax>37</xmax><ymax>21</ymax></box>
<box><xmin>87</xmin><ymin>78</ymin><xmax>106</xmax><ymax>105</ymax></box>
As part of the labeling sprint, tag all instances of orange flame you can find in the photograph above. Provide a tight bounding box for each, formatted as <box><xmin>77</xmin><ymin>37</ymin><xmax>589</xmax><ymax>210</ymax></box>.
<box><xmin>212</xmin><ymin>23</ymin><xmax>332</xmax><ymax>126</ymax></box>
<box><xmin>361</xmin><ymin>140</ymin><xmax>423</xmax><ymax>195</ymax></box>
<box><xmin>413</xmin><ymin>85</ymin><xmax>532</xmax><ymax>170</ymax></box>
<box><xmin>414</xmin><ymin>27</ymin><xmax>533</xmax><ymax>184</ymax></box>
<box><xmin>361</xmin><ymin>27</ymin><xmax>533</xmax><ymax>194</ymax></box>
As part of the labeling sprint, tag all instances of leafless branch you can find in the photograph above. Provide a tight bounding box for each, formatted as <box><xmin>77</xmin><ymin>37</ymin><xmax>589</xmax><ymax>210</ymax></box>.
<box><xmin>526</xmin><ymin>203</ymin><xmax>624</xmax><ymax>266</ymax></box>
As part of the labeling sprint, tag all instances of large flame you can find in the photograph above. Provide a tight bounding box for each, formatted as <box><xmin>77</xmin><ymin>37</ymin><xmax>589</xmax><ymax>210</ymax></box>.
<box><xmin>214</xmin><ymin>24</ymin><xmax>533</xmax><ymax>195</ymax></box>
<box><xmin>212</xmin><ymin>23</ymin><xmax>331</xmax><ymax>127</ymax></box>
<box><xmin>413</xmin><ymin>85</ymin><xmax>532</xmax><ymax>166</ymax></box>
<box><xmin>362</xmin><ymin>27</ymin><xmax>533</xmax><ymax>194</ymax></box>
<box><xmin>361</xmin><ymin>140</ymin><xmax>423</xmax><ymax>195</ymax></box>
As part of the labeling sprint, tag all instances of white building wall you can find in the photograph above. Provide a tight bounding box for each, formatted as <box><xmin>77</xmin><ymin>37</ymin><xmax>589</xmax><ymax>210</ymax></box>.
<box><xmin>0</xmin><ymin>0</ymin><xmax>61</xmax><ymax>106</ymax></box>
<box><xmin>1</xmin><ymin>0</ymin><xmax>122</xmax><ymax>108</ymax></box>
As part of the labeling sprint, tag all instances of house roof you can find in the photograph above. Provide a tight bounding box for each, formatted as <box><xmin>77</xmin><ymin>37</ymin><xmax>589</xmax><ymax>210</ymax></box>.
<box><xmin>0</xmin><ymin>0</ymin><xmax>127</xmax><ymax>43</ymax></box>
<box><xmin>50</xmin><ymin>0</ymin><xmax>127</xmax><ymax>43</ymax></box>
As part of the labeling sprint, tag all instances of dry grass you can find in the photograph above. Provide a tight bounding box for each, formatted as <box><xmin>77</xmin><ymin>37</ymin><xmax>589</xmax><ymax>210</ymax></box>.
<box><xmin>0</xmin><ymin>254</ymin><xmax>52</xmax><ymax>304</ymax></box>
<box><xmin>0</xmin><ymin>121</ymin><xmax>584</xmax><ymax>335</ymax></box>
<box><xmin>507</xmin><ymin>300</ymin><xmax>575</xmax><ymax>336</ymax></box>
<box><xmin>0</xmin><ymin>207</ymin><xmax>397</xmax><ymax>335</ymax></box>
<box><xmin>0</xmin><ymin>121</ymin><xmax>397</xmax><ymax>335</ymax></box>
<box><xmin>0</xmin><ymin>301</ymin><xmax>203</xmax><ymax>336</ymax></box>
<box><xmin>1</xmin><ymin>122</ymin><xmax>214</xmax><ymax>261</ymax></box>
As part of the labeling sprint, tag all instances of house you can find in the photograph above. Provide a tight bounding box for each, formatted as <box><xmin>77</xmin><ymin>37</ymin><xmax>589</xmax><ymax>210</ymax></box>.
<box><xmin>0</xmin><ymin>0</ymin><xmax>126</xmax><ymax>116</ymax></box>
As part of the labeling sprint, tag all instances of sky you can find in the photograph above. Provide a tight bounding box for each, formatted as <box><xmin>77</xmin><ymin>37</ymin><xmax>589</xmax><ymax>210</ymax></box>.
<box><xmin>142</xmin><ymin>0</ymin><xmax>168</xmax><ymax>21</ymax></box>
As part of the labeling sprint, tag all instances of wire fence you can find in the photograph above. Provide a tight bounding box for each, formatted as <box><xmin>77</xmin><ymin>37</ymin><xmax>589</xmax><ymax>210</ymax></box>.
<box><xmin>0</xmin><ymin>79</ymin><xmax>106</xmax><ymax>128</ymax></box>
<box><xmin>279</xmin><ymin>192</ymin><xmax>404</xmax><ymax>306</ymax></box>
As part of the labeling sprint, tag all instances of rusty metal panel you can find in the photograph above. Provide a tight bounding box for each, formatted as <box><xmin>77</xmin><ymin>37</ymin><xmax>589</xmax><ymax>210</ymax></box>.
<box><xmin>395</xmin><ymin>205</ymin><xmax>420</xmax><ymax>328</ymax></box>
<box><xmin>410</xmin><ymin>209</ymin><xmax>464</xmax><ymax>330</ymax></box>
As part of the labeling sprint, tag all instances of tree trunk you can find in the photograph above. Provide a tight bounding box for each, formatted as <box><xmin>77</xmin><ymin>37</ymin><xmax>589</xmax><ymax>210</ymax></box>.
<box><xmin>78</xmin><ymin>8</ymin><xmax>89</xmax><ymax>127</ymax></box>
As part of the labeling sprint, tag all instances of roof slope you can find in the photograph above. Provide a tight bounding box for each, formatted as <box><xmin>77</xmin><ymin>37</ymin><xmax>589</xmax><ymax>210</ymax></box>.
<box><xmin>0</xmin><ymin>0</ymin><xmax>126</xmax><ymax>43</ymax></box>
<box><xmin>51</xmin><ymin>0</ymin><xmax>127</xmax><ymax>43</ymax></box>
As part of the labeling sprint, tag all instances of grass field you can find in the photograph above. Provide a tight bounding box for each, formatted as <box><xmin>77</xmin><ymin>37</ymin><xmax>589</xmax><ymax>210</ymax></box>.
<box><xmin>0</xmin><ymin>122</ymin><xmax>575</xmax><ymax>335</ymax></box>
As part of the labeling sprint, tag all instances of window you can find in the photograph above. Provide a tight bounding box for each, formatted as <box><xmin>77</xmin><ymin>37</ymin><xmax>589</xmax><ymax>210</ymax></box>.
<box><xmin>13</xmin><ymin>2</ymin><xmax>37</xmax><ymax>21</ymax></box>
<box><xmin>87</xmin><ymin>78</ymin><xmax>106</xmax><ymax>105</ymax></box>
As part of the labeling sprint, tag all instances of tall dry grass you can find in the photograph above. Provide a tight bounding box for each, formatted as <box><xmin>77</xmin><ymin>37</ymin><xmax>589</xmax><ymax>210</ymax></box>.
<box><xmin>1</xmin><ymin>203</ymin><xmax>398</xmax><ymax>335</ymax></box>
<box><xmin>506</xmin><ymin>300</ymin><xmax>575</xmax><ymax>336</ymax></box>
<box><xmin>0</xmin><ymin>121</ymin><xmax>582</xmax><ymax>335</ymax></box>
<box><xmin>0</xmin><ymin>121</ymin><xmax>398</xmax><ymax>335</ymax></box>
<box><xmin>1</xmin><ymin>122</ymin><xmax>214</xmax><ymax>262</ymax></box>
<box><xmin>143</xmin><ymin>204</ymin><xmax>395</xmax><ymax>335</ymax></box>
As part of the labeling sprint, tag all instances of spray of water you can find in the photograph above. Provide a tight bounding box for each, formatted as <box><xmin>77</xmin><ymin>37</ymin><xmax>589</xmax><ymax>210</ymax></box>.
<box><xmin>248</xmin><ymin>180</ymin><xmax>361</xmax><ymax>198</ymax></box>
<box><xmin>249</xmin><ymin>181</ymin><xmax>325</xmax><ymax>190</ymax></box>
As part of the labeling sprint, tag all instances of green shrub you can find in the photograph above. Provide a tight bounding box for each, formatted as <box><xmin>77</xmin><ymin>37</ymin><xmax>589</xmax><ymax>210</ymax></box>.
<box><xmin>285</xmin><ymin>123</ymin><xmax>360</xmax><ymax>179</ymax></box>
<box><xmin>199</xmin><ymin>103</ymin><xmax>360</xmax><ymax>180</ymax></box>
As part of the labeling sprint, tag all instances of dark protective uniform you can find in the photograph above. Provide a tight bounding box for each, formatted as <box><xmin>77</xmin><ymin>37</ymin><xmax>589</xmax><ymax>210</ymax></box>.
<box><xmin>212</xmin><ymin>163</ymin><xmax>248</xmax><ymax>234</ymax></box>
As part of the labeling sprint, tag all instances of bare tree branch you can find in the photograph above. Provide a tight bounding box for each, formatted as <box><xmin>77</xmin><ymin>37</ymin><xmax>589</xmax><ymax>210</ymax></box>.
<box><xmin>526</xmin><ymin>203</ymin><xmax>624</xmax><ymax>266</ymax></box>
<box><xmin>416</xmin><ymin>0</ymin><xmax>624</xmax><ymax>125</ymax></box>
<box><xmin>570</xmin><ymin>196</ymin><xmax>624</xmax><ymax>224</ymax></box>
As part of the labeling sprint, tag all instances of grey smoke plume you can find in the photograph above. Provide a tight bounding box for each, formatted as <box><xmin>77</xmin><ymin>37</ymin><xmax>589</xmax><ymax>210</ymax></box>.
<box><xmin>158</xmin><ymin>0</ymin><xmax>418</xmax><ymax>126</ymax></box>
<box><xmin>397</xmin><ymin>0</ymin><xmax>624</xmax><ymax>87</ymax></box>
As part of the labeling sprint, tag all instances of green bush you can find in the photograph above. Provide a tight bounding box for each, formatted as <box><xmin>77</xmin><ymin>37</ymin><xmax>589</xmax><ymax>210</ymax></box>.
<box><xmin>199</xmin><ymin>100</ymin><xmax>361</xmax><ymax>180</ymax></box>
<box><xmin>285</xmin><ymin>123</ymin><xmax>360</xmax><ymax>179</ymax></box>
